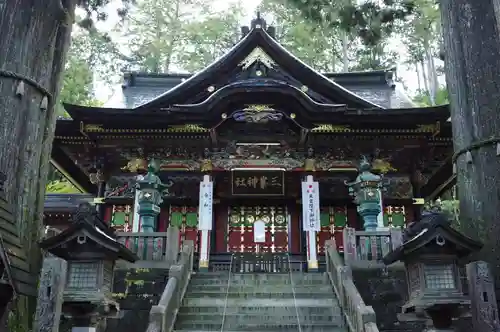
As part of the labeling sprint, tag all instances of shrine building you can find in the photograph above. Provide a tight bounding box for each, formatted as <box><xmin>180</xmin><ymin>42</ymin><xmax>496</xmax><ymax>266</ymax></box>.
<box><xmin>44</xmin><ymin>15</ymin><xmax>454</xmax><ymax>270</ymax></box>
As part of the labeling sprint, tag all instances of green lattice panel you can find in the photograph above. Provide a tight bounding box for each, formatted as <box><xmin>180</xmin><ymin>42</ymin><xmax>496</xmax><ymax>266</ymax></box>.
<box><xmin>111</xmin><ymin>205</ymin><xmax>133</xmax><ymax>232</ymax></box>
<box><xmin>317</xmin><ymin>206</ymin><xmax>347</xmax><ymax>254</ymax></box>
<box><xmin>383</xmin><ymin>206</ymin><xmax>406</xmax><ymax>228</ymax></box>
<box><xmin>169</xmin><ymin>206</ymin><xmax>199</xmax><ymax>251</ymax></box>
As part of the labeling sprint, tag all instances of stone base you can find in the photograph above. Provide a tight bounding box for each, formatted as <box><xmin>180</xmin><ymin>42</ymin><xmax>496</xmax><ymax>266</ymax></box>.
<box><xmin>198</xmin><ymin>260</ymin><xmax>209</xmax><ymax>272</ymax></box>
<box><xmin>307</xmin><ymin>260</ymin><xmax>318</xmax><ymax>272</ymax></box>
<box><xmin>72</xmin><ymin>328</ymin><xmax>96</xmax><ymax>332</ymax></box>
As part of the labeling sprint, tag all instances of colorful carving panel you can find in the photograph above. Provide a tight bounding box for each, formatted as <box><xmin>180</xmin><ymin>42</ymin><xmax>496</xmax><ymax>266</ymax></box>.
<box><xmin>227</xmin><ymin>205</ymin><xmax>288</xmax><ymax>253</ymax></box>
<box><xmin>382</xmin><ymin>205</ymin><xmax>407</xmax><ymax>227</ymax></box>
<box><xmin>317</xmin><ymin>206</ymin><xmax>348</xmax><ymax>254</ymax></box>
<box><xmin>110</xmin><ymin>205</ymin><xmax>133</xmax><ymax>232</ymax></box>
<box><xmin>169</xmin><ymin>206</ymin><xmax>200</xmax><ymax>251</ymax></box>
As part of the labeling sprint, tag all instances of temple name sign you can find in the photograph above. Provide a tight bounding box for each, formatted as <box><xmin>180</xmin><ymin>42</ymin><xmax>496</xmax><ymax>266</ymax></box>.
<box><xmin>231</xmin><ymin>170</ymin><xmax>284</xmax><ymax>196</ymax></box>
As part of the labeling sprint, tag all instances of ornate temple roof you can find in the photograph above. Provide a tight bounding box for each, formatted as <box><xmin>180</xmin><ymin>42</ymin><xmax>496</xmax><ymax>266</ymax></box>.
<box><xmin>49</xmin><ymin>14</ymin><xmax>454</xmax><ymax>196</ymax></box>
<box><xmin>105</xmin><ymin>69</ymin><xmax>414</xmax><ymax>110</ymax></box>
<box><xmin>64</xmin><ymin>13</ymin><xmax>437</xmax><ymax>122</ymax></box>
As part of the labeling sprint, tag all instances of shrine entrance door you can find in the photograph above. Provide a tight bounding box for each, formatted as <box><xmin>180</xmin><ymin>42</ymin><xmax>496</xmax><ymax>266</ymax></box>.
<box><xmin>226</xmin><ymin>205</ymin><xmax>289</xmax><ymax>253</ymax></box>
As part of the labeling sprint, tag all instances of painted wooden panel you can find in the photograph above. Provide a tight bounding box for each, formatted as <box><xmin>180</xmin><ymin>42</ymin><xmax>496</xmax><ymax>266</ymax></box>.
<box><xmin>288</xmin><ymin>203</ymin><xmax>301</xmax><ymax>254</ymax></box>
<box><xmin>227</xmin><ymin>205</ymin><xmax>288</xmax><ymax>253</ymax></box>
<box><xmin>110</xmin><ymin>205</ymin><xmax>133</xmax><ymax>232</ymax></box>
<box><xmin>215</xmin><ymin>204</ymin><xmax>228</xmax><ymax>253</ymax></box>
<box><xmin>169</xmin><ymin>205</ymin><xmax>200</xmax><ymax>252</ymax></box>
<box><xmin>383</xmin><ymin>205</ymin><xmax>408</xmax><ymax>227</ymax></box>
<box><xmin>317</xmin><ymin>206</ymin><xmax>348</xmax><ymax>254</ymax></box>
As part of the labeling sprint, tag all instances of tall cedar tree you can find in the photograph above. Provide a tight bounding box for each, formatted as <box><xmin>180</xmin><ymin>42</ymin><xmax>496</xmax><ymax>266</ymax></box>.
<box><xmin>0</xmin><ymin>1</ymin><xmax>131</xmax><ymax>329</ymax></box>
<box><xmin>285</xmin><ymin>0</ymin><xmax>415</xmax><ymax>45</ymax></box>
<box><xmin>440</xmin><ymin>0</ymin><xmax>500</xmax><ymax>289</ymax></box>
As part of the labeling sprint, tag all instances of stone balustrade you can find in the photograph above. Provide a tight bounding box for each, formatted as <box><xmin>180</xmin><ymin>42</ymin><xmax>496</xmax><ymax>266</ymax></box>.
<box><xmin>115</xmin><ymin>229</ymin><xmax>180</xmax><ymax>268</ymax></box>
<box><xmin>116</xmin><ymin>232</ymin><xmax>169</xmax><ymax>261</ymax></box>
<box><xmin>342</xmin><ymin>227</ymin><xmax>403</xmax><ymax>269</ymax></box>
<box><xmin>146</xmin><ymin>240</ymin><xmax>194</xmax><ymax>332</ymax></box>
<box><xmin>325</xmin><ymin>239</ymin><xmax>380</xmax><ymax>332</ymax></box>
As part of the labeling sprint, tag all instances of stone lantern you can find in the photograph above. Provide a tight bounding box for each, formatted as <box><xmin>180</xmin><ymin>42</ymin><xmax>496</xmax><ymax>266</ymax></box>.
<box><xmin>135</xmin><ymin>159</ymin><xmax>168</xmax><ymax>232</ymax></box>
<box><xmin>39</xmin><ymin>203</ymin><xmax>138</xmax><ymax>331</ymax></box>
<box><xmin>345</xmin><ymin>157</ymin><xmax>383</xmax><ymax>230</ymax></box>
<box><xmin>383</xmin><ymin>211</ymin><xmax>482</xmax><ymax>331</ymax></box>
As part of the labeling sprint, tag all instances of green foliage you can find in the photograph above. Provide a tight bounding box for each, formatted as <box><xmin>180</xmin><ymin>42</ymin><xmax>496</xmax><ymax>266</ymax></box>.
<box><xmin>348</xmin><ymin>39</ymin><xmax>397</xmax><ymax>71</ymax></box>
<box><xmin>119</xmin><ymin>0</ymin><xmax>246</xmax><ymax>73</ymax></box>
<box><xmin>45</xmin><ymin>180</ymin><xmax>79</xmax><ymax>194</ymax></box>
<box><xmin>179</xmin><ymin>3</ymin><xmax>244</xmax><ymax>72</ymax></box>
<box><xmin>285</xmin><ymin>0</ymin><xmax>415</xmax><ymax>45</ymax></box>
<box><xmin>58</xmin><ymin>57</ymin><xmax>101</xmax><ymax>117</ymax></box>
<box><xmin>413</xmin><ymin>86</ymin><xmax>449</xmax><ymax>106</ymax></box>
<box><xmin>261</xmin><ymin>0</ymin><xmax>342</xmax><ymax>72</ymax></box>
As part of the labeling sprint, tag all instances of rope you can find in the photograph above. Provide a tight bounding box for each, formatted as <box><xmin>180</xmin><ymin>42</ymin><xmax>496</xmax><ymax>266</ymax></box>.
<box><xmin>0</xmin><ymin>69</ymin><xmax>53</xmax><ymax>101</ymax></box>
<box><xmin>452</xmin><ymin>137</ymin><xmax>500</xmax><ymax>163</ymax></box>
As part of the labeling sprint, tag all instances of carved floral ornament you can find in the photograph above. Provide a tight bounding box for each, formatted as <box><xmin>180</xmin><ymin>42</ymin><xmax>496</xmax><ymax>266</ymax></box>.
<box><xmin>232</xmin><ymin>104</ymin><xmax>283</xmax><ymax>123</ymax></box>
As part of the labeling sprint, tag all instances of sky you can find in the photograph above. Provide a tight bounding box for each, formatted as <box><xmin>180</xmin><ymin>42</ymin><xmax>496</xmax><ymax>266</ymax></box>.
<box><xmin>90</xmin><ymin>0</ymin><xmax>435</xmax><ymax>103</ymax></box>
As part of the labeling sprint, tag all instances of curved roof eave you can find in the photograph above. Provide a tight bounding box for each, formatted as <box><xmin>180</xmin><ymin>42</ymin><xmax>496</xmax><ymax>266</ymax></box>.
<box><xmin>172</xmin><ymin>79</ymin><xmax>346</xmax><ymax>110</ymax></box>
<box><xmin>135</xmin><ymin>26</ymin><xmax>384</xmax><ymax>110</ymax></box>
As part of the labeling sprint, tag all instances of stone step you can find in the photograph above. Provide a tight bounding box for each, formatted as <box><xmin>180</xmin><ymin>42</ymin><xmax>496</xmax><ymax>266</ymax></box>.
<box><xmin>187</xmin><ymin>285</ymin><xmax>332</xmax><ymax>293</ymax></box>
<box><xmin>184</xmin><ymin>291</ymin><xmax>334</xmax><ymax>299</ymax></box>
<box><xmin>174</xmin><ymin>329</ymin><xmax>346</xmax><ymax>332</ymax></box>
<box><xmin>179</xmin><ymin>305</ymin><xmax>342</xmax><ymax>316</ymax></box>
<box><xmin>192</xmin><ymin>272</ymin><xmax>325</xmax><ymax>280</ymax></box>
<box><xmin>182</xmin><ymin>298</ymin><xmax>340</xmax><ymax>308</ymax></box>
<box><xmin>176</xmin><ymin>313</ymin><xmax>342</xmax><ymax>324</ymax></box>
<box><xmin>189</xmin><ymin>276</ymin><xmax>326</xmax><ymax>286</ymax></box>
<box><xmin>174</xmin><ymin>321</ymin><xmax>345</xmax><ymax>331</ymax></box>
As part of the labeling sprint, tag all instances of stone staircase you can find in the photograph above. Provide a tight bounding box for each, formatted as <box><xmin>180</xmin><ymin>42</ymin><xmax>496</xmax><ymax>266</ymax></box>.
<box><xmin>174</xmin><ymin>272</ymin><xmax>347</xmax><ymax>332</ymax></box>
<box><xmin>106</xmin><ymin>268</ymin><xmax>171</xmax><ymax>332</ymax></box>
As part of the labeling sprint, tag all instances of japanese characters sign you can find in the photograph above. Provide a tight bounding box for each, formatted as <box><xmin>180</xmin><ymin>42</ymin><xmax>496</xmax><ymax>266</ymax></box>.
<box><xmin>198</xmin><ymin>177</ymin><xmax>213</xmax><ymax>230</ymax></box>
<box><xmin>231</xmin><ymin>170</ymin><xmax>284</xmax><ymax>196</ymax></box>
<box><xmin>301</xmin><ymin>178</ymin><xmax>320</xmax><ymax>231</ymax></box>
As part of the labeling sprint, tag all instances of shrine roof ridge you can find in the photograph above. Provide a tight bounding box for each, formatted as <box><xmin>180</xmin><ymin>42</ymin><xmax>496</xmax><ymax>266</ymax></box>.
<box><xmin>130</xmin><ymin>24</ymin><xmax>383</xmax><ymax>111</ymax></box>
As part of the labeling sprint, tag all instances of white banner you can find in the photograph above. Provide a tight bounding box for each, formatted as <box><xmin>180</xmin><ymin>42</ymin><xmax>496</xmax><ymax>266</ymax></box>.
<box><xmin>301</xmin><ymin>179</ymin><xmax>320</xmax><ymax>231</ymax></box>
<box><xmin>254</xmin><ymin>220</ymin><xmax>266</xmax><ymax>243</ymax></box>
<box><xmin>198</xmin><ymin>179</ymin><xmax>213</xmax><ymax>230</ymax></box>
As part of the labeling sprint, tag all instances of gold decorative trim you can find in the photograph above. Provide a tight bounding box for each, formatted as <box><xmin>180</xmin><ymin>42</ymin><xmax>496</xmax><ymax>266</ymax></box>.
<box><xmin>416</xmin><ymin>121</ymin><xmax>440</xmax><ymax>135</ymax></box>
<box><xmin>243</xmin><ymin>104</ymin><xmax>274</xmax><ymax>112</ymax></box>
<box><xmin>239</xmin><ymin>47</ymin><xmax>276</xmax><ymax>70</ymax></box>
<box><xmin>79</xmin><ymin>123</ymin><xmax>208</xmax><ymax>134</ymax></box>
<box><xmin>312</xmin><ymin>125</ymin><xmax>351</xmax><ymax>132</ymax></box>
<box><xmin>167</xmin><ymin>124</ymin><xmax>208</xmax><ymax>133</ymax></box>
<box><xmin>81</xmin><ymin>123</ymin><xmax>104</xmax><ymax>132</ymax></box>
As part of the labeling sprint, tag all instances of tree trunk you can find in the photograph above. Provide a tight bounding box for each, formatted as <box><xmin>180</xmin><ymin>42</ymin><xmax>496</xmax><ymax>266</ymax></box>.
<box><xmin>420</xmin><ymin>60</ymin><xmax>432</xmax><ymax>103</ymax></box>
<box><xmin>341</xmin><ymin>30</ymin><xmax>349</xmax><ymax>72</ymax></box>
<box><xmin>425</xmin><ymin>47</ymin><xmax>437</xmax><ymax>103</ymax></box>
<box><xmin>0</xmin><ymin>0</ymin><xmax>76</xmax><ymax>329</ymax></box>
<box><xmin>415</xmin><ymin>62</ymin><xmax>422</xmax><ymax>91</ymax></box>
<box><xmin>440</xmin><ymin>0</ymin><xmax>500</xmax><ymax>295</ymax></box>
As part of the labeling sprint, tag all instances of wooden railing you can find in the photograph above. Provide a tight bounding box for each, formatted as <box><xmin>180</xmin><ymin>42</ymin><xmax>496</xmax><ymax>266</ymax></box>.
<box><xmin>146</xmin><ymin>240</ymin><xmax>194</xmax><ymax>332</ymax></box>
<box><xmin>342</xmin><ymin>227</ymin><xmax>403</xmax><ymax>268</ymax></box>
<box><xmin>325</xmin><ymin>239</ymin><xmax>380</xmax><ymax>332</ymax></box>
<box><xmin>116</xmin><ymin>232</ymin><xmax>170</xmax><ymax>261</ymax></box>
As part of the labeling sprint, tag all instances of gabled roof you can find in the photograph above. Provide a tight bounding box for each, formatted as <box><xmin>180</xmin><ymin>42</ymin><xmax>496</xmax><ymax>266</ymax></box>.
<box><xmin>109</xmin><ymin>69</ymin><xmax>412</xmax><ymax>110</ymax></box>
<box><xmin>126</xmin><ymin>17</ymin><xmax>385</xmax><ymax>111</ymax></box>
<box><xmin>383</xmin><ymin>212</ymin><xmax>482</xmax><ymax>265</ymax></box>
<box><xmin>40</xmin><ymin>203</ymin><xmax>138</xmax><ymax>262</ymax></box>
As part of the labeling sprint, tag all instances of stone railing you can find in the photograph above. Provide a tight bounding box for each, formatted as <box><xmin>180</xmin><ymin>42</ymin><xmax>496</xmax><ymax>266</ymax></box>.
<box><xmin>325</xmin><ymin>239</ymin><xmax>379</xmax><ymax>332</ymax></box>
<box><xmin>116</xmin><ymin>232</ymin><xmax>176</xmax><ymax>262</ymax></box>
<box><xmin>146</xmin><ymin>240</ymin><xmax>194</xmax><ymax>332</ymax></box>
<box><xmin>342</xmin><ymin>227</ymin><xmax>403</xmax><ymax>268</ymax></box>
